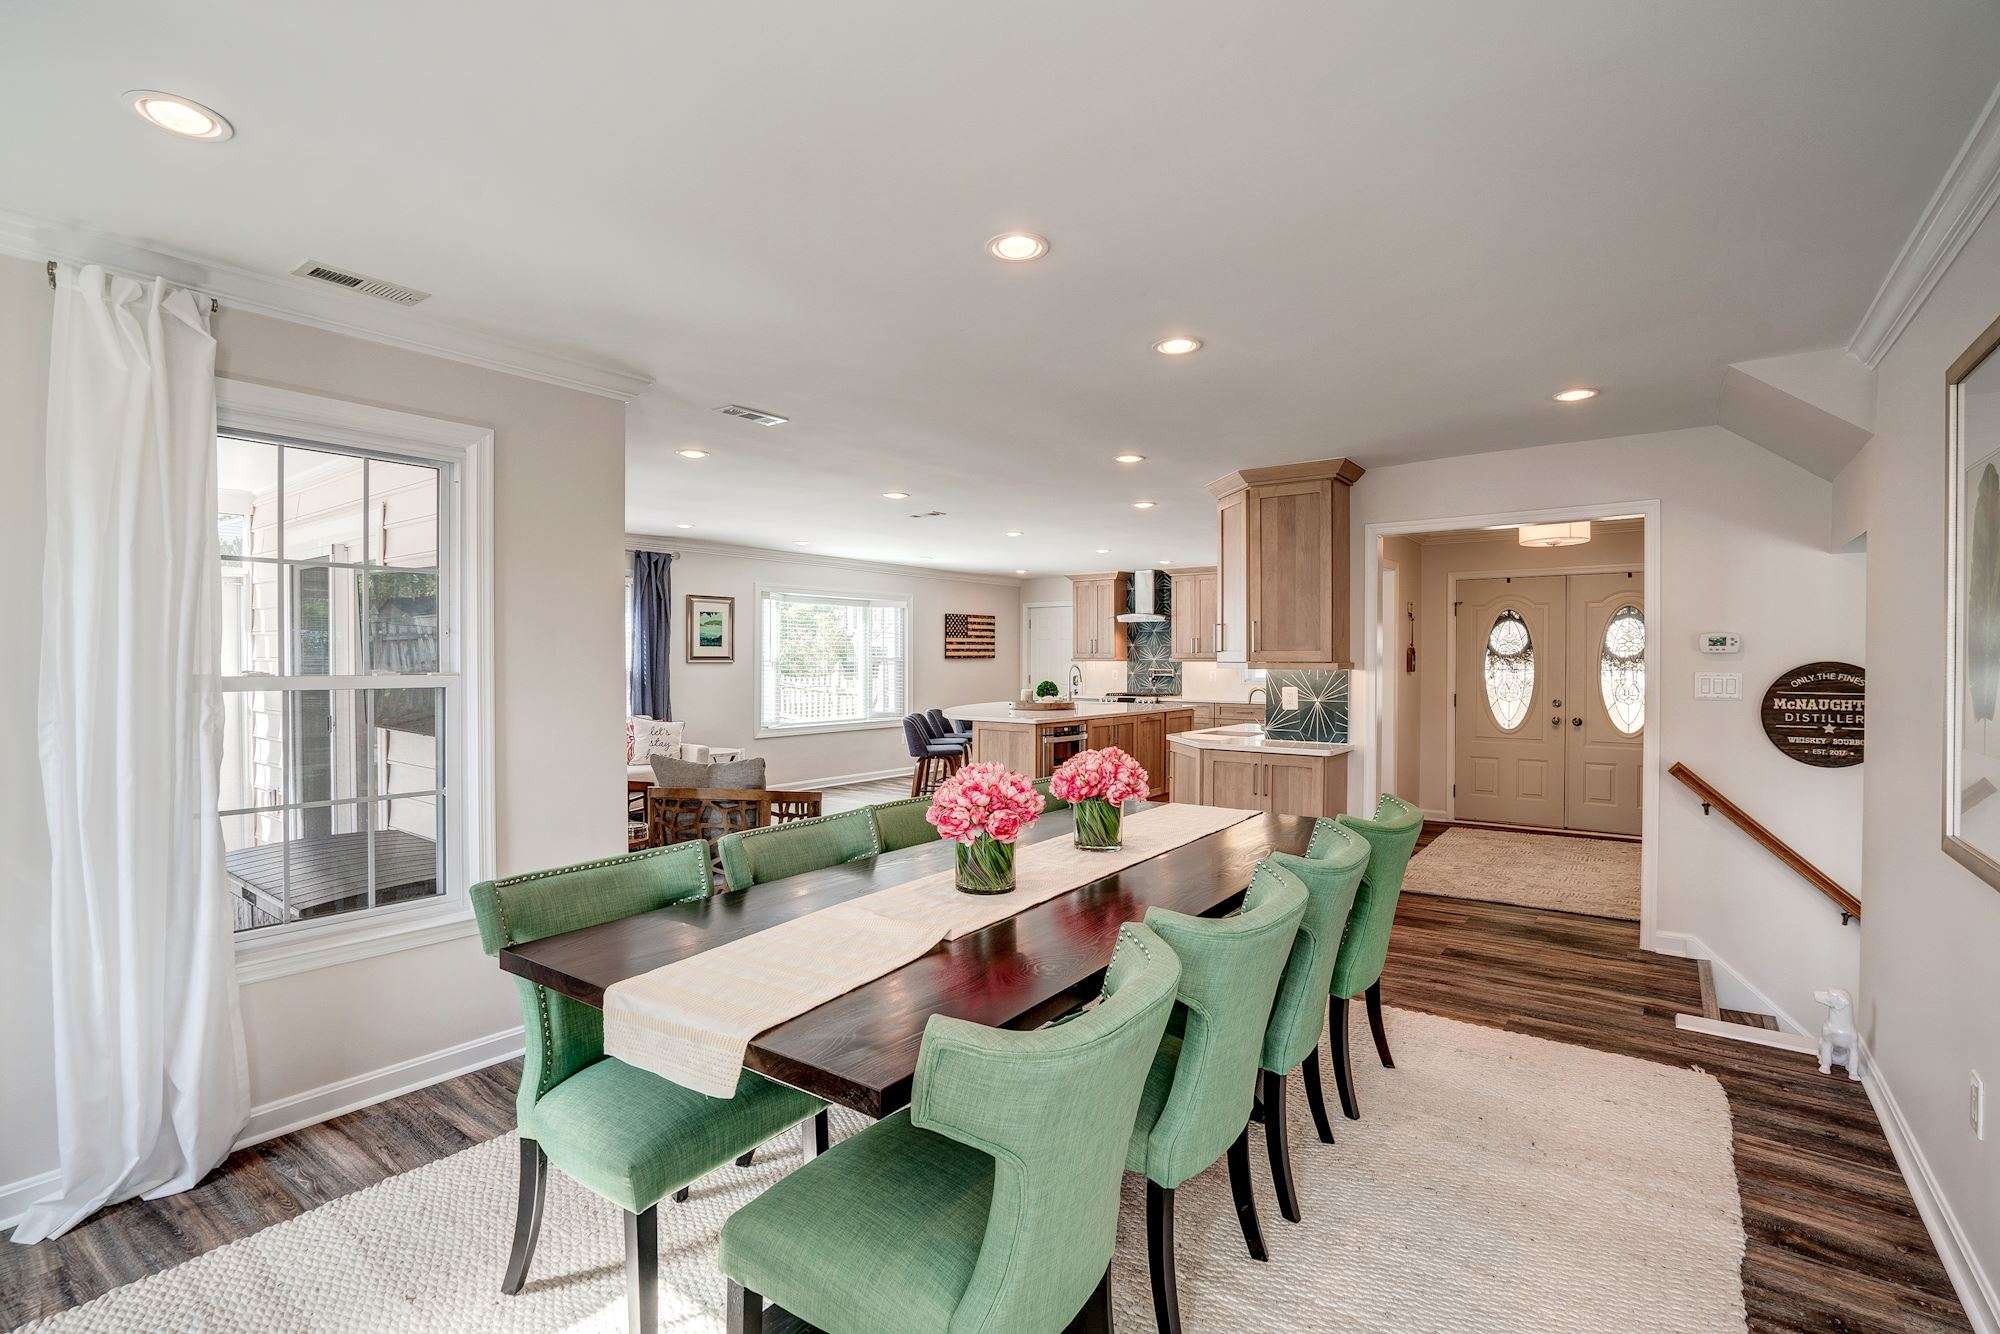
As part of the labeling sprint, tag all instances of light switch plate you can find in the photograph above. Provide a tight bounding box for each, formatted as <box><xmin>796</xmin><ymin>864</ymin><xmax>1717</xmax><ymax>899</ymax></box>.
<box><xmin>1694</xmin><ymin>672</ymin><xmax>1743</xmax><ymax>700</ymax></box>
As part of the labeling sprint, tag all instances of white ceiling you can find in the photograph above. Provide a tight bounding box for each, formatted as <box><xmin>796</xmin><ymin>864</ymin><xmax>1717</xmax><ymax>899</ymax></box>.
<box><xmin>6</xmin><ymin>1</ymin><xmax>1998</xmax><ymax>575</ymax></box>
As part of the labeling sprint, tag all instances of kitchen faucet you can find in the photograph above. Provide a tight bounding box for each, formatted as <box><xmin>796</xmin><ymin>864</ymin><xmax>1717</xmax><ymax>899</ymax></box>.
<box><xmin>1247</xmin><ymin>685</ymin><xmax>1267</xmax><ymax>705</ymax></box>
<box><xmin>1069</xmin><ymin>665</ymin><xmax>1083</xmax><ymax>699</ymax></box>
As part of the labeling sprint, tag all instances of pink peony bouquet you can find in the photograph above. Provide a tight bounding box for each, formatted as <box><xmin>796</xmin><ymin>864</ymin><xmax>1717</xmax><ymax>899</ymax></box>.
<box><xmin>925</xmin><ymin>762</ymin><xmax>1046</xmax><ymax>845</ymax></box>
<box><xmin>1049</xmin><ymin>746</ymin><xmax>1150</xmax><ymax>806</ymax></box>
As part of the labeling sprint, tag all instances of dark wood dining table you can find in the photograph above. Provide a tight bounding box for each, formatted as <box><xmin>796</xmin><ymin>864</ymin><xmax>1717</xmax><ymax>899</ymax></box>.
<box><xmin>499</xmin><ymin>807</ymin><xmax>1316</xmax><ymax>1117</ymax></box>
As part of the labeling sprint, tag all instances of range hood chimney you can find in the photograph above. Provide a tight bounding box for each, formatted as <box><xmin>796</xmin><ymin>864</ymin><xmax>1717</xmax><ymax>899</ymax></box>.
<box><xmin>1117</xmin><ymin>569</ymin><xmax>1170</xmax><ymax>623</ymax></box>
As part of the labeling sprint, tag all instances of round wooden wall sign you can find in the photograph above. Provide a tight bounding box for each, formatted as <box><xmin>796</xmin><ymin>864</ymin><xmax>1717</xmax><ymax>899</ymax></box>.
<box><xmin>1760</xmin><ymin>661</ymin><xmax>1865</xmax><ymax>767</ymax></box>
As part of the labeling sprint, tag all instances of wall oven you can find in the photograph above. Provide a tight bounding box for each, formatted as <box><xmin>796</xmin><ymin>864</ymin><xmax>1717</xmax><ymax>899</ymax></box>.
<box><xmin>1040</xmin><ymin>724</ymin><xmax>1087</xmax><ymax>775</ymax></box>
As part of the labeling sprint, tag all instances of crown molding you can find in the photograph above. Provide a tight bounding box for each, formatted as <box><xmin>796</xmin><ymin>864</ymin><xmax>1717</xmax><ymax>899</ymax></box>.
<box><xmin>627</xmin><ymin>533</ymin><xmax>1026</xmax><ymax>588</ymax></box>
<box><xmin>1848</xmin><ymin>79</ymin><xmax>2000</xmax><ymax>369</ymax></box>
<box><xmin>0</xmin><ymin>209</ymin><xmax>654</xmax><ymax>401</ymax></box>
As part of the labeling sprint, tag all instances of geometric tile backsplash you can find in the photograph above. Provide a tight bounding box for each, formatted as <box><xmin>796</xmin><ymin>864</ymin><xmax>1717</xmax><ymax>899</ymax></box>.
<box><xmin>1263</xmin><ymin>668</ymin><xmax>1349</xmax><ymax>743</ymax></box>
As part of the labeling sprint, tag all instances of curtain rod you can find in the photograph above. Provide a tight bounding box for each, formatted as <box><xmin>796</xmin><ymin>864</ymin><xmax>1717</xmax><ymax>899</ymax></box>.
<box><xmin>48</xmin><ymin>259</ymin><xmax>221</xmax><ymax>315</ymax></box>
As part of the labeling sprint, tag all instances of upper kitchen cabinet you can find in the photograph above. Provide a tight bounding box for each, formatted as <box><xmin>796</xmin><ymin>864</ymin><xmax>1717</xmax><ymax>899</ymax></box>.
<box><xmin>1069</xmin><ymin>571</ymin><xmax>1128</xmax><ymax>661</ymax></box>
<box><xmin>1207</xmin><ymin>457</ymin><xmax>1364</xmax><ymax>668</ymax></box>
<box><xmin>1168</xmin><ymin>566</ymin><xmax>1217</xmax><ymax>662</ymax></box>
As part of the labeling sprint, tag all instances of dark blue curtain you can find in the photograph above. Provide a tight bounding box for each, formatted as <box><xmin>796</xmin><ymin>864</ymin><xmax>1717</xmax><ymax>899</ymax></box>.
<box><xmin>628</xmin><ymin>550</ymin><xmax>673</xmax><ymax>718</ymax></box>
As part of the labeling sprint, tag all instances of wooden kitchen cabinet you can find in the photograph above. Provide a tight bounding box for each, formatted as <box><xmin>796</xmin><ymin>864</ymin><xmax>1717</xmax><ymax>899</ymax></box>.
<box><xmin>1213</xmin><ymin>703</ymin><xmax>1264</xmax><ymax>725</ymax></box>
<box><xmin>1085</xmin><ymin>715</ymin><xmax>1136</xmax><ymax>755</ymax></box>
<box><xmin>1171</xmin><ymin>739</ymin><xmax>1348</xmax><ymax>818</ymax></box>
<box><xmin>1261</xmin><ymin>752</ymin><xmax>1325</xmax><ymax>816</ymax></box>
<box><xmin>1169</xmin><ymin>566</ymin><xmax>1218</xmax><ymax>661</ymax></box>
<box><xmin>1202</xmin><ymin>753</ymin><xmax>1264</xmax><ymax>809</ymax></box>
<box><xmin>1206</xmin><ymin>458</ymin><xmax>1363</xmax><ymax>668</ymax></box>
<box><xmin>1168</xmin><ymin>741</ymin><xmax>1202</xmax><ymax>804</ymax></box>
<box><xmin>1068</xmin><ymin>573</ymin><xmax>1128</xmax><ymax>661</ymax></box>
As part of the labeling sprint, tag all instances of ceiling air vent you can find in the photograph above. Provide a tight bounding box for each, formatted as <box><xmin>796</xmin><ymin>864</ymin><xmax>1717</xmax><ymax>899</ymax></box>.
<box><xmin>290</xmin><ymin>261</ymin><xmax>431</xmax><ymax>307</ymax></box>
<box><xmin>713</xmin><ymin>404</ymin><xmax>790</xmax><ymax>426</ymax></box>
<box><xmin>909</xmin><ymin>510</ymin><xmax>948</xmax><ymax>519</ymax></box>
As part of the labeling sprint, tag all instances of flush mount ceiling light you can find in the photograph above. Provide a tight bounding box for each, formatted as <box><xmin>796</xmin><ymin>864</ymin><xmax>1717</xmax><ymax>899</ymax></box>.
<box><xmin>1552</xmin><ymin>387</ymin><xmax>1599</xmax><ymax>403</ymax></box>
<box><xmin>1152</xmin><ymin>336</ymin><xmax>1202</xmax><ymax>356</ymax></box>
<box><xmin>1095</xmin><ymin>547</ymin><xmax>1111</xmax><ymax>554</ymax></box>
<box><xmin>676</xmin><ymin>448</ymin><xmax>710</xmax><ymax>459</ymax></box>
<box><xmin>881</xmin><ymin>490</ymin><xmax>910</xmax><ymax>500</ymax></box>
<box><xmin>1131</xmin><ymin>500</ymin><xmax>1157</xmax><ymax>510</ymax></box>
<box><xmin>1005</xmin><ymin>530</ymin><xmax>1023</xmax><ymax>537</ymax></box>
<box><xmin>986</xmin><ymin>232</ymin><xmax>1049</xmax><ymax>262</ymax></box>
<box><xmin>1114</xmin><ymin>453</ymin><xmax>1146</xmax><ymax>464</ymax></box>
<box><xmin>126</xmin><ymin>90</ymin><xmax>233</xmax><ymax>141</ymax></box>
<box><xmin>674</xmin><ymin>523</ymin><xmax>695</xmax><ymax>529</ymax></box>
<box><xmin>1518</xmin><ymin>521</ymin><xmax>1592</xmax><ymax>548</ymax></box>
<box><xmin>1014</xmin><ymin>568</ymin><xmax>1028</xmax><ymax>576</ymax></box>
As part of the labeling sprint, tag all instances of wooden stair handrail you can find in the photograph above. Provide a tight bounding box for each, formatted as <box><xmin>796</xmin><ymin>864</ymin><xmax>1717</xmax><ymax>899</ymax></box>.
<box><xmin>1668</xmin><ymin>762</ymin><xmax>1861</xmax><ymax>922</ymax></box>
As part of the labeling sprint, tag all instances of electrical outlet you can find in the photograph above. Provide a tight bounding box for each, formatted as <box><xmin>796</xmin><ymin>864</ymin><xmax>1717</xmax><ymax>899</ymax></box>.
<box><xmin>1973</xmin><ymin>1072</ymin><xmax>1986</xmax><ymax>1140</ymax></box>
<box><xmin>1281</xmin><ymin>685</ymin><xmax>1300</xmax><ymax>710</ymax></box>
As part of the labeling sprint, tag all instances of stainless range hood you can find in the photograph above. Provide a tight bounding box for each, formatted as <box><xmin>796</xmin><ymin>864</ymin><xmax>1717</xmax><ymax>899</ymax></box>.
<box><xmin>1116</xmin><ymin>569</ymin><xmax>1169</xmax><ymax>623</ymax></box>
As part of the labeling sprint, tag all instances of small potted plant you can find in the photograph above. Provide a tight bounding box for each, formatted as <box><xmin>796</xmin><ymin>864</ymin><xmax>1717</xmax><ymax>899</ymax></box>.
<box><xmin>925</xmin><ymin>762</ymin><xmax>1046</xmax><ymax>894</ymax></box>
<box><xmin>1035</xmin><ymin>679</ymin><xmax>1060</xmax><ymax>699</ymax></box>
<box><xmin>1050</xmin><ymin>746</ymin><xmax>1149</xmax><ymax>851</ymax></box>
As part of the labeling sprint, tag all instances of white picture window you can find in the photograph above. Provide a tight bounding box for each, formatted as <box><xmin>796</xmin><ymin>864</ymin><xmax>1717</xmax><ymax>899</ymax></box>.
<box><xmin>756</xmin><ymin>588</ymin><xmax>911</xmax><ymax>736</ymax></box>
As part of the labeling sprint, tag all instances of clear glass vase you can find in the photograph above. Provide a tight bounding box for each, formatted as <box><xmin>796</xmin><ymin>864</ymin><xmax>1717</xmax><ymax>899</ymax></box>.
<box><xmin>955</xmin><ymin>835</ymin><xmax>1017</xmax><ymax>894</ymax></box>
<box><xmin>1073</xmin><ymin>798</ymin><xmax>1124</xmax><ymax>851</ymax></box>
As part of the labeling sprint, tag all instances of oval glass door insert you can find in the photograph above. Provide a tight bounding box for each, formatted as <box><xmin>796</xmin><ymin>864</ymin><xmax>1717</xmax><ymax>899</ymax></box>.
<box><xmin>1483</xmin><ymin>610</ymin><xmax>1534</xmax><ymax>731</ymax></box>
<box><xmin>1600</xmin><ymin>604</ymin><xmax>1646</xmax><ymax>735</ymax></box>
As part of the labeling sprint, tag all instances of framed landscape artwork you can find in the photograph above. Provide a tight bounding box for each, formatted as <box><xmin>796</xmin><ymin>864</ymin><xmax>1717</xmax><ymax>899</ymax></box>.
<box><xmin>686</xmin><ymin>594</ymin><xmax>735</xmax><ymax>663</ymax></box>
<box><xmin>1944</xmin><ymin>311</ymin><xmax>2000</xmax><ymax>890</ymax></box>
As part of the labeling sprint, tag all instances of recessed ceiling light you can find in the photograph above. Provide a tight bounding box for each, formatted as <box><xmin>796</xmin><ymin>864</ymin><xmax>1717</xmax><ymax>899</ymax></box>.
<box><xmin>1131</xmin><ymin>500</ymin><xmax>1157</xmax><ymax>510</ymax></box>
<box><xmin>881</xmin><ymin>490</ymin><xmax>910</xmax><ymax>500</ymax></box>
<box><xmin>677</xmin><ymin>448</ymin><xmax>710</xmax><ymax>459</ymax></box>
<box><xmin>126</xmin><ymin>90</ymin><xmax>233</xmax><ymax>141</ymax></box>
<box><xmin>1095</xmin><ymin>547</ymin><xmax>1111</xmax><ymax>554</ymax></box>
<box><xmin>674</xmin><ymin>523</ymin><xmax>695</xmax><ymax>530</ymax></box>
<box><xmin>1005</xmin><ymin>530</ymin><xmax>1023</xmax><ymax>538</ymax></box>
<box><xmin>1114</xmin><ymin>453</ymin><xmax>1146</xmax><ymax>464</ymax></box>
<box><xmin>1014</xmin><ymin>569</ymin><xmax>1028</xmax><ymax>576</ymax></box>
<box><xmin>793</xmin><ymin>540</ymin><xmax>811</xmax><ymax>546</ymax></box>
<box><xmin>987</xmin><ymin>232</ymin><xmax>1049</xmax><ymax>262</ymax></box>
<box><xmin>1152</xmin><ymin>336</ymin><xmax>1202</xmax><ymax>356</ymax></box>
<box><xmin>1552</xmin><ymin>387</ymin><xmax>1599</xmax><ymax>403</ymax></box>
<box><xmin>1159</xmin><ymin>559</ymin><xmax>1173</xmax><ymax>565</ymax></box>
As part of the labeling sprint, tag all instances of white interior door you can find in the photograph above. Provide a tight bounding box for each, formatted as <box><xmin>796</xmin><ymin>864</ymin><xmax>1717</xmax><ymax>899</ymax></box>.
<box><xmin>1027</xmin><ymin>603</ymin><xmax>1071</xmax><ymax>693</ymax></box>
<box><xmin>1454</xmin><ymin>575</ymin><xmax>1567</xmax><ymax>827</ymax></box>
<box><xmin>1563</xmin><ymin>573</ymin><xmax>1645</xmax><ymax>835</ymax></box>
<box><xmin>1378</xmin><ymin>563</ymin><xmax>1399</xmax><ymax>797</ymax></box>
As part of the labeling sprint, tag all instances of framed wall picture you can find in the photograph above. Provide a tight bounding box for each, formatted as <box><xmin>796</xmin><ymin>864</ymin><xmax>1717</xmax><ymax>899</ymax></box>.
<box><xmin>686</xmin><ymin>594</ymin><xmax>736</xmax><ymax>663</ymax></box>
<box><xmin>1943</xmin><ymin>311</ymin><xmax>2000</xmax><ymax>890</ymax></box>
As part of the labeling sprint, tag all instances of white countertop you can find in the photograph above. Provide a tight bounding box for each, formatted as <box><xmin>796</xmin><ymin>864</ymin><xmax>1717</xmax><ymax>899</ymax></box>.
<box><xmin>945</xmin><ymin>700</ymin><xmax>1199</xmax><ymax>724</ymax></box>
<box><xmin>1168</xmin><ymin>724</ymin><xmax>1353</xmax><ymax>758</ymax></box>
<box><xmin>1075</xmin><ymin>696</ymin><xmax>1265</xmax><ymax>707</ymax></box>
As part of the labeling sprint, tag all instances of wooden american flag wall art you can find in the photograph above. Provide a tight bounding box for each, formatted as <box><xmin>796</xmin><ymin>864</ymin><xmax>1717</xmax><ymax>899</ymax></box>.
<box><xmin>944</xmin><ymin>612</ymin><xmax>997</xmax><ymax>659</ymax></box>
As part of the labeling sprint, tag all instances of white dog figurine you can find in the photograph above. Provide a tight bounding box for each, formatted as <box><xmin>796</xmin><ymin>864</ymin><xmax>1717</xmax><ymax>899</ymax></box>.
<box><xmin>1815</xmin><ymin>989</ymin><xmax>1860</xmax><ymax>1081</ymax></box>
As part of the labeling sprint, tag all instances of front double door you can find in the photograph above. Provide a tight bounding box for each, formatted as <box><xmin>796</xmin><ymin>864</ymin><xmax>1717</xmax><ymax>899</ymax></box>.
<box><xmin>1453</xmin><ymin>572</ymin><xmax>1644</xmax><ymax>835</ymax></box>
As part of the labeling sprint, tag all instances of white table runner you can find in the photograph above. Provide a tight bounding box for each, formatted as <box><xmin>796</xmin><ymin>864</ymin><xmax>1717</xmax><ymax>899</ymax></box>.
<box><xmin>604</xmin><ymin>803</ymin><xmax>1257</xmax><ymax>1097</ymax></box>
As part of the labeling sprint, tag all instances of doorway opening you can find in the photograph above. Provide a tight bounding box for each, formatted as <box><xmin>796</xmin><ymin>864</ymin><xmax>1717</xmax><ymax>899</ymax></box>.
<box><xmin>1363</xmin><ymin>508</ymin><xmax>1659</xmax><ymax>929</ymax></box>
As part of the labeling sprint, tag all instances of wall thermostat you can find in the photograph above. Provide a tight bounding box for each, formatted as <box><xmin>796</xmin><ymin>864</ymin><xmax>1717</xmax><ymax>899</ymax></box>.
<box><xmin>1698</xmin><ymin>633</ymin><xmax>1742</xmax><ymax>655</ymax></box>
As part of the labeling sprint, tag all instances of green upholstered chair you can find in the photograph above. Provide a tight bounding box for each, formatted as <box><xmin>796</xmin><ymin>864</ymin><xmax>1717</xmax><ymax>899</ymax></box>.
<box><xmin>1321</xmin><ymin>793</ymin><xmax>1424</xmax><ymax>1121</ymax></box>
<box><xmin>1254</xmin><ymin>840</ymin><xmax>1367</xmax><ymax>1220</ymax></box>
<box><xmin>471</xmin><ymin>843</ymin><xmax>827</xmax><ymax>1333</ymax></box>
<box><xmin>870</xmin><ymin>794</ymin><xmax>941</xmax><ymax>852</ymax></box>
<box><xmin>1129</xmin><ymin>865</ymin><xmax>1307</xmax><ymax>1334</ymax></box>
<box><xmin>715</xmin><ymin>807</ymin><xmax>881</xmax><ymax>892</ymax></box>
<box><xmin>1034</xmin><ymin>776</ymin><xmax>1071</xmax><ymax>812</ymax></box>
<box><xmin>719</xmin><ymin>921</ymin><xmax>1183</xmax><ymax>1334</ymax></box>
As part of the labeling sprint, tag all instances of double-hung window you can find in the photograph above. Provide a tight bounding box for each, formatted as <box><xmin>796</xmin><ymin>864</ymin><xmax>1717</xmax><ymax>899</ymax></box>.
<box><xmin>214</xmin><ymin>382</ymin><xmax>490</xmax><ymax>966</ymax></box>
<box><xmin>755</xmin><ymin>587</ymin><xmax>910</xmax><ymax>736</ymax></box>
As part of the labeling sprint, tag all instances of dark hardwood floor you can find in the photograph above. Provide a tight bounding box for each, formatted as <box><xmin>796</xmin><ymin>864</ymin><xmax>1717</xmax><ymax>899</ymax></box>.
<box><xmin>2</xmin><ymin>847</ymin><xmax>1966</xmax><ymax>1330</ymax></box>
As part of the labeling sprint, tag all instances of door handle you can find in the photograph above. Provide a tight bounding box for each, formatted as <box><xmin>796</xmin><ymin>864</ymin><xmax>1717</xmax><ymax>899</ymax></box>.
<box><xmin>1571</xmin><ymin>717</ymin><xmax>1583</xmax><ymax>727</ymax></box>
<box><xmin>1551</xmin><ymin>717</ymin><xmax>1561</xmax><ymax>727</ymax></box>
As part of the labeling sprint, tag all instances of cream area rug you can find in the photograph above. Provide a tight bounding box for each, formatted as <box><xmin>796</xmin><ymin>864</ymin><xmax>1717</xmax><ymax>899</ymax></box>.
<box><xmin>25</xmin><ymin>1010</ymin><xmax>1744</xmax><ymax>1333</ymax></box>
<box><xmin>1405</xmin><ymin>826</ymin><xmax>1642</xmax><ymax>920</ymax></box>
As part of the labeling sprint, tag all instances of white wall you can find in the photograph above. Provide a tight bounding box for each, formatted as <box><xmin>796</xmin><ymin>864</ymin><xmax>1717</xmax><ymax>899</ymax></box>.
<box><xmin>1408</xmin><ymin>526</ymin><xmax>1646</xmax><ymax>815</ymax></box>
<box><xmin>1350</xmin><ymin>427</ymin><xmax>1864</xmax><ymax>1033</ymax></box>
<box><xmin>1834</xmin><ymin>203</ymin><xmax>2000</xmax><ymax>1310</ymax></box>
<box><xmin>645</xmin><ymin>540</ymin><xmax>1023</xmax><ymax>786</ymax></box>
<box><xmin>0</xmin><ymin>253</ymin><xmax>628</xmax><ymax>1196</ymax></box>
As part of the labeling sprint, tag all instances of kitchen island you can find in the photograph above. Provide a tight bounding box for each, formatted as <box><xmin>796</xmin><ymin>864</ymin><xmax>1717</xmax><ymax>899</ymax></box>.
<box><xmin>1168</xmin><ymin>725</ymin><xmax>1351</xmax><ymax>818</ymax></box>
<box><xmin>944</xmin><ymin>700</ymin><xmax>1196</xmax><ymax>797</ymax></box>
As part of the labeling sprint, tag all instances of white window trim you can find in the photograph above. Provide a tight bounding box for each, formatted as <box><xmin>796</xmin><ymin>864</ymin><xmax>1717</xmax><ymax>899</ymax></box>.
<box><xmin>217</xmin><ymin>378</ymin><xmax>496</xmax><ymax>985</ymax></box>
<box><xmin>752</xmin><ymin>583</ymin><xmax>912</xmax><ymax>740</ymax></box>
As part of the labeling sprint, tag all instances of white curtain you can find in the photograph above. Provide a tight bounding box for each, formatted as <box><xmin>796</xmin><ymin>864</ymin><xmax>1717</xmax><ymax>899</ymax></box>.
<box><xmin>15</xmin><ymin>265</ymin><xmax>249</xmax><ymax>1243</ymax></box>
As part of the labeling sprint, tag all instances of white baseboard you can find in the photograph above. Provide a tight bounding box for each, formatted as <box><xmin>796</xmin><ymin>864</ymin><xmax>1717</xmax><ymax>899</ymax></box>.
<box><xmin>791</xmin><ymin>765</ymin><xmax>913</xmax><ymax>791</ymax></box>
<box><xmin>1</xmin><ymin>1026</ymin><xmax>525</xmax><ymax>1234</ymax></box>
<box><xmin>1647</xmin><ymin>930</ymin><xmax>1810</xmax><ymax>1036</ymax></box>
<box><xmin>1860</xmin><ymin>1037</ymin><xmax>1999</xmax><ymax>1332</ymax></box>
<box><xmin>234</xmin><ymin>1026</ymin><xmax>525</xmax><ymax>1150</ymax></box>
<box><xmin>1673</xmin><ymin>1012</ymin><xmax>1820</xmax><ymax>1056</ymax></box>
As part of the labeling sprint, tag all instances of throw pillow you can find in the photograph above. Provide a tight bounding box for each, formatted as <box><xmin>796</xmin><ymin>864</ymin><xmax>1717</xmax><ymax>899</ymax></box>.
<box><xmin>650</xmin><ymin>755</ymin><xmax>712</xmax><ymax>788</ymax></box>
<box><xmin>709</xmin><ymin>757</ymin><xmax>767</xmax><ymax>789</ymax></box>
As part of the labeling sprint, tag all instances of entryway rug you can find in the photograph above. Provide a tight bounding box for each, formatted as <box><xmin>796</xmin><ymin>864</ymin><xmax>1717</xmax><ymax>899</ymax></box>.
<box><xmin>1405</xmin><ymin>825</ymin><xmax>1642</xmax><ymax>920</ymax></box>
<box><xmin>23</xmin><ymin>1010</ymin><xmax>1744</xmax><ymax>1332</ymax></box>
